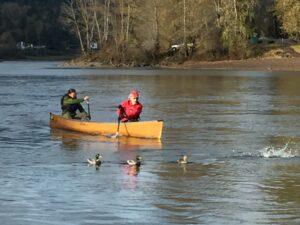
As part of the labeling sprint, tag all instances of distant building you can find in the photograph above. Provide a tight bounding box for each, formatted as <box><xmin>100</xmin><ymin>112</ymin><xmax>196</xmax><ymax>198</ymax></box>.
<box><xmin>16</xmin><ymin>41</ymin><xmax>26</xmax><ymax>50</ymax></box>
<box><xmin>16</xmin><ymin>41</ymin><xmax>46</xmax><ymax>50</ymax></box>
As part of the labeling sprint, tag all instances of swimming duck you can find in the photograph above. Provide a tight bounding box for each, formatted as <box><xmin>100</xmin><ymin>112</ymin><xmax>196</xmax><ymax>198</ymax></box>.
<box><xmin>177</xmin><ymin>155</ymin><xmax>188</xmax><ymax>164</ymax></box>
<box><xmin>87</xmin><ymin>154</ymin><xmax>102</xmax><ymax>166</ymax></box>
<box><xmin>127</xmin><ymin>155</ymin><xmax>142</xmax><ymax>167</ymax></box>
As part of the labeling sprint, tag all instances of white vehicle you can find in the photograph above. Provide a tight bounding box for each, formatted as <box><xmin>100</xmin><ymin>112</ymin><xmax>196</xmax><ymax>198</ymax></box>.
<box><xmin>171</xmin><ymin>43</ymin><xmax>194</xmax><ymax>51</ymax></box>
<box><xmin>90</xmin><ymin>41</ymin><xmax>98</xmax><ymax>50</ymax></box>
<box><xmin>258</xmin><ymin>36</ymin><xmax>274</xmax><ymax>44</ymax></box>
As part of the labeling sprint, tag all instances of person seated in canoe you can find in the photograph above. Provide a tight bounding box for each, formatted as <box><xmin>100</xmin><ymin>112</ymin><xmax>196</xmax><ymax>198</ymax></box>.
<box><xmin>117</xmin><ymin>90</ymin><xmax>143</xmax><ymax>122</ymax></box>
<box><xmin>61</xmin><ymin>88</ymin><xmax>90</xmax><ymax>120</ymax></box>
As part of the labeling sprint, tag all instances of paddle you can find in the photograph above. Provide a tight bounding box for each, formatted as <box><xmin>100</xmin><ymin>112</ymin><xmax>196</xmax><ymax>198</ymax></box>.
<box><xmin>86</xmin><ymin>101</ymin><xmax>91</xmax><ymax>120</ymax></box>
<box><xmin>111</xmin><ymin>105</ymin><xmax>125</xmax><ymax>138</ymax></box>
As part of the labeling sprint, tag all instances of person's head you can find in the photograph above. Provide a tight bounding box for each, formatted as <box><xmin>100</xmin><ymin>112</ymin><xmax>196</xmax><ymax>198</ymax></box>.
<box><xmin>128</xmin><ymin>90</ymin><xmax>139</xmax><ymax>105</ymax></box>
<box><xmin>67</xmin><ymin>88</ymin><xmax>77</xmax><ymax>98</ymax></box>
<box><xmin>95</xmin><ymin>154</ymin><xmax>101</xmax><ymax>160</ymax></box>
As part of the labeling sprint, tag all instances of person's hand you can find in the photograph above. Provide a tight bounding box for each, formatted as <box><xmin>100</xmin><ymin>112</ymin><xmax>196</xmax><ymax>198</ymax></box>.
<box><xmin>83</xmin><ymin>96</ymin><xmax>89</xmax><ymax>101</ymax></box>
<box><xmin>121</xmin><ymin>118</ymin><xmax>128</xmax><ymax>122</ymax></box>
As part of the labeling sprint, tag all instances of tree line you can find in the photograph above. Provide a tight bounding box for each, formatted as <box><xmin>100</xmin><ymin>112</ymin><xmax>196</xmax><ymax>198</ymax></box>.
<box><xmin>0</xmin><ymin>0</ymin><xmax>76</xmax><ymax>58</ymax></box>
<box><xmin>61</xmin><ymin>0</ymin><xmax>258</xmax><ymax>64</ymax></box>
<box><xmin>1</xmin><ymin>0</ymin><xmax>299</xmax><ymax>64</ymax></box>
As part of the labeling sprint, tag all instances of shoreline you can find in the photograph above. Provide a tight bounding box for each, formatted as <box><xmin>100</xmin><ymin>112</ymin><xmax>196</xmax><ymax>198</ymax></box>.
<box><xmin>3</xmin><ymin>55</ymin><xmax>300</xmax><ymax>72</ymax></box>
<box><xmin>60</xmin><ymin>57</ymin><xmax>300</xmax><ymax>72</ymax></box>
<box><xmin>163</xmin><ymin>57</ymin><xmax>300</xmax><ymax>72</ymax></box>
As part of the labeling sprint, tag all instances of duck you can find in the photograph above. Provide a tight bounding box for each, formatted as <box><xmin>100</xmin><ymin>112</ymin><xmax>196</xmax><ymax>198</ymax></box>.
<box><xmin>87</xmin><ymin>154</ymin><xmax>102</xmax><ymax>167</ymax></box>
<box><xmin>177</xmin><ymin>155</ymin><xmax>188</xmax><ymax>164</ymax></box>
<box><xmin>127</xmin><ymin>155</ymin><xmax>142</xmax><ymax>167</ymax></box>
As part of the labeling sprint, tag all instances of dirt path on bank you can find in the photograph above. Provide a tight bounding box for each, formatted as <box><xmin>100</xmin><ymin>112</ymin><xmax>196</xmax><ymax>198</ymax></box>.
<box><xmin>168</xmin><ymin>57</ymin><xmax>300</xmax><ymax>72</ymax></box>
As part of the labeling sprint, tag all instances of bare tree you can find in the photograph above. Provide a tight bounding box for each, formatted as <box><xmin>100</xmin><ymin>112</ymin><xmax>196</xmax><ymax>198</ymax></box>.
<box><xmin>218</xmin><ymin>0</ymin><xmax>258</xmax><ymax>57</ymax></box>
<box><xmin>92</xmin><ymin>0</ymin><xmax>102</xmax><ymax>46</ymax></box>
<box><xmin>61</xmin><ymin>0</ymin><xmax>86</xmax><ymax>55</ymax></box>
<box><xmin>61</xmin><ymin>0</ymin><xmax>107</xmax><ymax>55</ymax></box>
<box><xmin>103</xmin><ymin>0</ymin><xmax>110</xmax><ymax>42</ymax></box>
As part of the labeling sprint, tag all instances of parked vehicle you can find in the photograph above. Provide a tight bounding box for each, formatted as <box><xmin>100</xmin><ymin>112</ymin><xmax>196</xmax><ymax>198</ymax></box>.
<box><xmin>171</xmin><ymin>43</ymin><xmax>194</xmax><ymax>51</ymax></box>
<box><xmin>258</xmin><ymin>36</ymin><xmax>275</xmax><ymax>44</ymax></box>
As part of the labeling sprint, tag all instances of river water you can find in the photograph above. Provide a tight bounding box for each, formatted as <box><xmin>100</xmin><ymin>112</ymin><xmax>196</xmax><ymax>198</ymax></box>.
<box><xmin>0</xmin><ymin>61</ymin><xmax>299</xmax><ymax>225</ymax></box>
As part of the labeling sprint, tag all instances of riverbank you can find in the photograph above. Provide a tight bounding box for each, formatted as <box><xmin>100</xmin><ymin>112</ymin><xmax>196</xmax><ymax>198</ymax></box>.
<box><xmin>61</xmin><ymin>57</ymin><xmax>300</xmax><ymax>72</ymax></box>
<box><xmin>59</xmin><ymin>44</ymin><xmax>300</xmax><ymax>71</ymax></box>
<box><xmin>164</xmin><ymin>57</ymin><xmax>300</xmax><ymax>72</ymax></box>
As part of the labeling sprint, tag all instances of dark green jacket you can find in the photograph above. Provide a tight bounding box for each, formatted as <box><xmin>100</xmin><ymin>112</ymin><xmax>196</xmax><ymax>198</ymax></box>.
<box><xmin>61</xmin><ymin>95</ymin><xmax>85</xmax><ymax>117</ymax></box>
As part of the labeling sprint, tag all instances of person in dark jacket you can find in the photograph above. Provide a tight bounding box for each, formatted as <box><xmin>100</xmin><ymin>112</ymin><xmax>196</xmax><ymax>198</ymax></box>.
<box><xmin>61</xmin><ymin>88</ymin><xmax>89</xmax><ymax>120</ymax></box>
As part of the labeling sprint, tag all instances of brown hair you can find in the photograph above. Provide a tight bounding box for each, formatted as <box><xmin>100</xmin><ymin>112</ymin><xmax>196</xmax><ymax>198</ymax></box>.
<box><xmin>68</xmin><ymin>88</ymin><xmax>76</xmax><ymax>94</ymax></box>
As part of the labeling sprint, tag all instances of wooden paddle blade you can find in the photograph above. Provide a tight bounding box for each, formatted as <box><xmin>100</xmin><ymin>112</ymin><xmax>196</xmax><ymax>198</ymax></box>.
<box><xmin>110</xmin><ymin>131</ymin><xmax>119</xmax><ymax>138</ymax></box>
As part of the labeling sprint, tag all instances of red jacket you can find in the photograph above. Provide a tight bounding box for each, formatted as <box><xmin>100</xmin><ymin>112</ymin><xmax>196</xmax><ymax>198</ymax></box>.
<box><xmin>117</xmin><ymin>100</ymin><xmax>143</xmax><ymax>121</ymax></box>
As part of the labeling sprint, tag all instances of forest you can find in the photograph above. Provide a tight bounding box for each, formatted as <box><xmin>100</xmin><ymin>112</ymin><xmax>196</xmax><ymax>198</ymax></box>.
<box><xmin>0</xmin><ymin>0</ymin><xmax>76</xmax><ymax>58</ymax></box>
<box><xmin>0</xmin><ymin>0</ymin><xmax>299</xmax><ymax>65</ymax></box>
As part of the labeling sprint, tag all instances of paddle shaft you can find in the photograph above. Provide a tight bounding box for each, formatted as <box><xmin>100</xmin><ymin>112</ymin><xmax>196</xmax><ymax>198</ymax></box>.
<box><xmin>116</xmin><ymin>118</ymin><xmax>121</xmax><ymax>135</ymax></box>
<box><xmin>110</xmin><ymin>119</ymin><xmax>121</xmax><ymax>138</ymax></box>
<box><xmin>114</xmin><ymin>106</ymin><xmax>124</xmax><ymax>137</ymax></box>
<box><xmin>87</xmin><ymin>101</ymin><xmax>91</xmax><ymax>120</ymax></box>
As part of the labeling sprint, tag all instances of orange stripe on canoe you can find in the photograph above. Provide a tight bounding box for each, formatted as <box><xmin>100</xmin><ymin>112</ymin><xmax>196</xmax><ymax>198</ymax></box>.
<box><xmin>49</xmin><ymin>113</ymin><xmax>163</xmax><ymax>139</ymax></box>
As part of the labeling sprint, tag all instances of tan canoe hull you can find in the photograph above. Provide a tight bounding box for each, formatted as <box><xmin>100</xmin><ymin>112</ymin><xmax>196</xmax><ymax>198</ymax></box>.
<box><xmin>49</xmin><ymin>113</ymin><xmax>163</xmax><ymax>139</ymax></box>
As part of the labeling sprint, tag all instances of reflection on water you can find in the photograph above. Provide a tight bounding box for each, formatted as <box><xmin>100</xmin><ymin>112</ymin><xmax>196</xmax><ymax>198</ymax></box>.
<box><xmin>121</xmin><ymin>164</ymin><xmax>140</xmax><ymax>176</ymax></box>
<box><xmin>117</xmin><ymin>137</ymin><xmax>162</xmax><ymax>151</ymax></box>
<box><xmin>50</xmin><ymin>129</ymin><xmax>162</xmax><ymax>151</ymax></box>
<box><xmin>261</xmin><ymin>162</ymin><xmax>300</xmax><ymax>225</ymax></box>
<box><xmin>0</xmin><ymin>61</ymin><xmax>300</xmax><ymax>225</ymax></box>
<box><xmin>152</xmin><ymin>162</ymin><xmax>234</xmax><ymax>224</ymax></box>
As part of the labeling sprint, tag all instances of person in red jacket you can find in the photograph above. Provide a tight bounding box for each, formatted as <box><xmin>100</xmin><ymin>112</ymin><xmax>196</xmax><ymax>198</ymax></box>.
<box><xmin>117</xmin><ymin>90</ymin><xmax>143</xmax><ymax>122</ymax></box>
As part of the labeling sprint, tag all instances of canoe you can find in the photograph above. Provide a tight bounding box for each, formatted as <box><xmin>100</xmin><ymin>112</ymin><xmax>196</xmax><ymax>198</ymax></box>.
<box><xmin>49</xmin><ymin>113</ymin><xmax>163</xmax><ymax>139</ymax></box>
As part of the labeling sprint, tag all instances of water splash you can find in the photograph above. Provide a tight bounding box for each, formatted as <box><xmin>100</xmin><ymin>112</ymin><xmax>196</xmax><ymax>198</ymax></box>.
<box><xmin>260</xmin><ymin>142</ymin><xmax>297</xmax><ymax>158</ymax></box>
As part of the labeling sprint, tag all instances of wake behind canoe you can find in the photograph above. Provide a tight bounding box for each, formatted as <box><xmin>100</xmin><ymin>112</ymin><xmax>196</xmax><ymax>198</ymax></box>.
<box><xmin>49</xmin><ymin>113</ymin><xmax>163</xmax><ymax>139</ymax></box>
